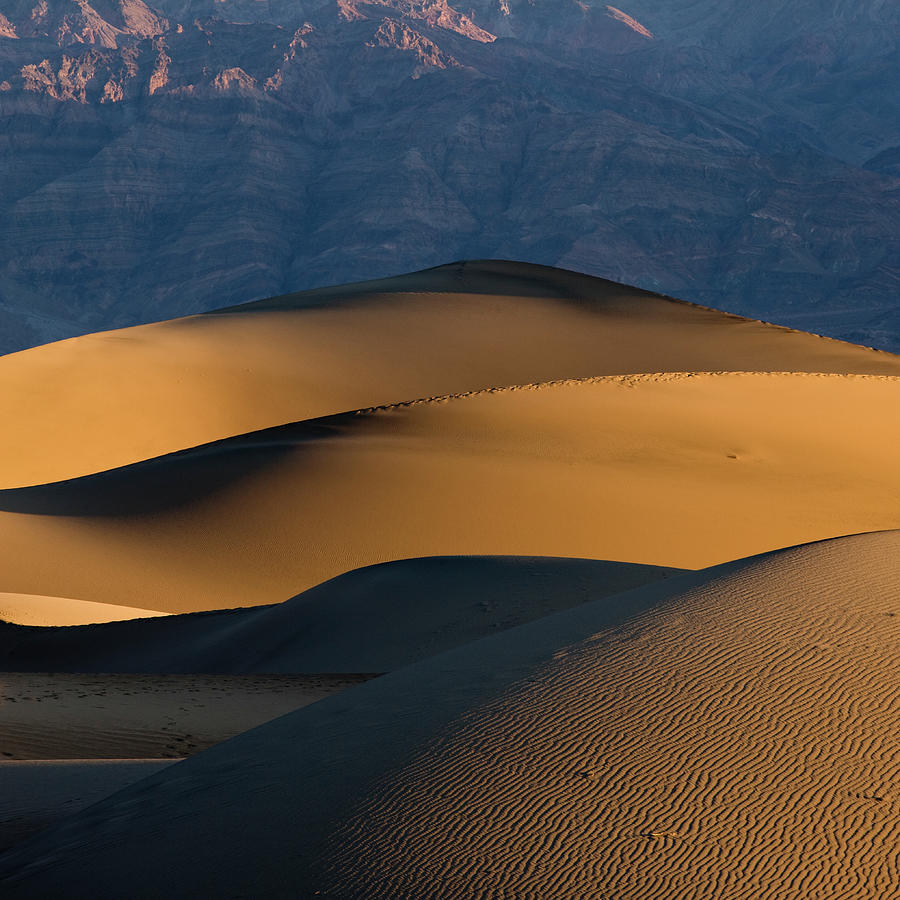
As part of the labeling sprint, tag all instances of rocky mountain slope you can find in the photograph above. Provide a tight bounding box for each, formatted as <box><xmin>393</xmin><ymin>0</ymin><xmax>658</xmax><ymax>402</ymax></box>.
<box><xmin>0</xmin><ymin>0</ymin><xmax>898</xmax><ymax>352</ymax></box>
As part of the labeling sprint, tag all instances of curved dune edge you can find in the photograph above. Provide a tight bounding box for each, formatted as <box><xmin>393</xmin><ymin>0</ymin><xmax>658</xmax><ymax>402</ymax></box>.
<box><xmin>4</xmin><ymin>531</ymin><xmax>900</xmax><ymax>897</ymax></box>
<box><xmin>0</xmin><ymin>594</ymin><xmax>169</xmax><ymax>627</ymax></box>
<box><xmin>353</xmin><ymin>367</ymin><xmax>900</xmax><ymax>412</ymax></box>
<box><xmin>3</xmin><ymin>260</ymin><xmax>900</xmax><ymax>488</ymax></box>
<box><xmin>0</xmin><ymin>372</ymin><xmax>900</xmax><ymax>612</ymax></box>
<box><xmin>0</xmin><ymin>556</ymin><xmax>681</xmax><ymax>664</ymax></box>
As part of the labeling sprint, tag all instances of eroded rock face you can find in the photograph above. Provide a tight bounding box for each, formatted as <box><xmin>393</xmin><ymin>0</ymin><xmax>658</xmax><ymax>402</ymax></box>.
<box><xmin>3</xmin><ymin>0</ymin><xmax>167</xmax><ymax>47</ymax></box>
<box><xmin>0</xmin><ymin>0</ymin><xmax>898</xmax><ymax>352</ymax></box>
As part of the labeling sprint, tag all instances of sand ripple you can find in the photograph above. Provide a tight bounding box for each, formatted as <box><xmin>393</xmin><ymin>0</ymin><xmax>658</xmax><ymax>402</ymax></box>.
<box><xmin>317</xmin><ymin>532</ymin><xmax>900</xmax><ymax>897</ymax></box>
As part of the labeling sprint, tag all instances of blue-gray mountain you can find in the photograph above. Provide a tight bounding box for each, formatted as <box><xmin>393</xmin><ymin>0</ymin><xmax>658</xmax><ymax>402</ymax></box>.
<box><xmin>0</xmin><ymin>0</ymin><xmax>898</xmax><ymax>352</ymax></box>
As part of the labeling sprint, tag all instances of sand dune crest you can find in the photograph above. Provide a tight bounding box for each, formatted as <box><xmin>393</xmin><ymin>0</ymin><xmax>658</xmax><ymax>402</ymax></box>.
<box><xmin>0</xmin><ymin>556</ymin><xmax>680</xmax><ymax>672</ymax></box>
<box><xmin>0</xmin><ymin>594</ymin><xmax>168</xmax><ymax>627</ymax></box>
<box><xmin>3</xmin><ymin>260</ymin><xmax>899</xmax><ymax>489</ymax></box>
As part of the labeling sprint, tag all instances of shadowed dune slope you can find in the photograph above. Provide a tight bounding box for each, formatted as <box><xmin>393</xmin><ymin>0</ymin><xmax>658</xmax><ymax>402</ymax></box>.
<box><xmin>0</xmin><ymin>761</ymin><xmax>177</xmax><ymax>856</ymax></box>
<box><xmin>0</xmin><ymin>373</ymin><xmax>900</xmax><ymax>616</ymax></box>
<box><xmin>0</xmin><ymin>557</ymin><xmax>680</xmax><ymax>673</ymax></box>
<box><xmin>2</xmin><ymin>261</ymin><xmax>900</xmax><ymax>488</ymax></box>
<box><xmin>4</xmin><ymin>531</ymin><xmax>900</xmax><ymax>898</ymax></box>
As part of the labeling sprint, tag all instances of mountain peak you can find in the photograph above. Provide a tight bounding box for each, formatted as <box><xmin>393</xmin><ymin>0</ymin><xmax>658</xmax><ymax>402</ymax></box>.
<box><xmin>212</xmin><ymin>66</ymin><xmax>257</xmax><ymax>92</ymax></box>
<box><xmin>337</xmin><ymin>0</ymin><xmax>496</xmax><ymax>42</ymax></box>
<box><xmin>367</xmin><ymin>19</ymin><xmax>461</xmax><ymax>68</ymax></box>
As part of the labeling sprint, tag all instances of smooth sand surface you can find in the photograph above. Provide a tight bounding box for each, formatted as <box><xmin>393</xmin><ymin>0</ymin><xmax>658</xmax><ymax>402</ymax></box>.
<box><xmin>0</xmin><ymin>673</ymin><xmax>372</xmax><ymax>759</ymax></box>
<box><xmin>0</xmin><ymin>593</ymin><xmax>169</xmax><ymax>626</ymax></box>
<box><xmin>0</xmin><ymin>557</ymin><xmax>680</xmax><ymax>673</ymax></box>
<box><xmin>0</xmin><ymin>760</ymin><xmax>176</xmax><ymax>855</ymax></box>
<box><xmin>4</xmin><ymin>531</ymin><xmax>900</xmax><ymax>897</ymax></box>
<box><xmin>1</xmin><ymin>373</ymin><xmax>900</xmax><ymax>617</ymax></box>
<box><xmin>2</xmin><ymin>261</ymin><xmax>900</xmax><ymax>489</ymax></box>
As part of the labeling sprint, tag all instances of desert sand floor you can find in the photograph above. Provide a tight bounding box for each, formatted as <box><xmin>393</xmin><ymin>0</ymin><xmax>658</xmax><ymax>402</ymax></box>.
<box><xmin>0</xmin><ymin>373</ymin><xmax>900</xmax><ymax>617</ymax></box>
<box><xmin>3</xmin><ymin>531</ymin><xmax>900</xmax><ymax>898</ymax></box>
<box><xmin>2</xmin><ymin>260</ymin><xmax>899</xmax><ymax>489</ymax></box>
<box><xmin>0</xmin><ymin>673</ymin><xmax>373</xmax><ymax>759</ymax></box>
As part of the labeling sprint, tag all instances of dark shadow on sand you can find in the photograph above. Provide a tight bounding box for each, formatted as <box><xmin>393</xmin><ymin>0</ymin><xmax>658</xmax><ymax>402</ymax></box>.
<box><xmin>0</xmin><ymin>419</ymin><xmax>349</xmax><ymax>518</ymax></box>
<box><xmin>0</xmin><ymin>556</ymin><xmax>685</xmax><ymax>674</ymax></box>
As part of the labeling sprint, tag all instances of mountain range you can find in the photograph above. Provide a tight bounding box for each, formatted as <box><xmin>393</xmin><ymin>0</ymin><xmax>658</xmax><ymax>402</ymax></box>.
<box><xmin>1</xmin><ymin>0</ymin><xmax>898</xmax><ymax>352</ymax></box>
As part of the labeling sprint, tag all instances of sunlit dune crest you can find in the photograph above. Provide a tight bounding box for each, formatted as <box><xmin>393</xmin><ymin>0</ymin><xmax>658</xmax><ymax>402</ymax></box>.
<box><xmin>0</xmin><ymin>260</ymin><xmax>897</xmax><ymax>490</ymax></box>
<box><xmin>4</xmin><ymin>532</ymin><xmax>900</xmax><ymax>896</ymax></box>
<box><xmin>0</xmin><ymin>593</ymin><xmax>169</xmax><ymax>627</ymax></box>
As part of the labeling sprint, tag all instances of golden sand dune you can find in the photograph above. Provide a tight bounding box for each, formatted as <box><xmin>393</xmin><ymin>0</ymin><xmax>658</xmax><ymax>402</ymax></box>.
<box><xmin>1</xmin><ymin>372</ymin><xmax>900</xmax><ymax>618</ymax></box>
<box><xmin>2</xmin><ymin>261</ymin><xmax>900</xmax><ymax>892</ymax></box>
<box><xmin>0</xmin><ymin>557</ymin><xmax>679</xmax><ymax>673</ymax></box>
<box><xmin>2</xmin><ymin>261</ymin><xmax>899</xmax><ymax>489</ymax></box>
<box><xmin>4</xmin><ymin>531</ymin><xmax>900</xmax><ymax>898</ymax></box>
<box><xmin>0</xmin><ymin>593</ymin><xmax>169</xmax><ymax>627</ymax></box>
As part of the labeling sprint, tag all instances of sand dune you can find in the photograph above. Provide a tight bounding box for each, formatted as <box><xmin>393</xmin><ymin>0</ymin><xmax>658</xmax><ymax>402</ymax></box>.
<box><xmin>0</xmin><ymin>674</ymin><xmax>369</xmax><ymax>858</ymax></box>
<box><xmin>2</xmin><ymin>261</ymin><xmax>900</xmax><ymax>489</ymax></box>
<box><xmin>0</xmin><ymin>760</ymin><xmax>176</xmax><ymax>856</ymax></box>
<box><xmin>0</xmin><ymin>557</ymin><xmax>679</xmax><ymax>673</ymax></box>
<box><xmin>1</xmin><ymin>372</ymin><xmax>900</xmax><ymax>617</ymax></box>
<box><xmin>1</xmin><ymin>261</ymin><xmax>900</xmax><ymax>893</ymax></box>
<box><xmin>4</xmin><ymin>531</ymin><xmax>900</xmax><ymax>897</ymax></box>
<box><xmin>0</xmin><ymin>593</ymin><xmax>169</xmax><ymax>627</ymax></box>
